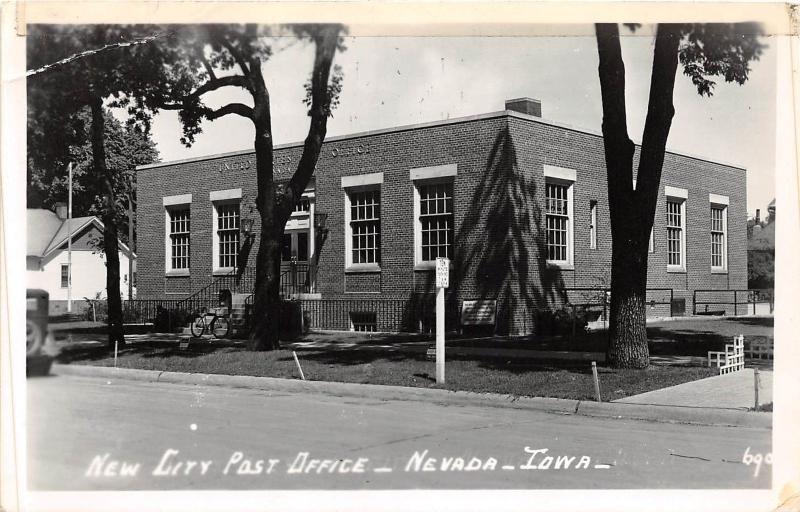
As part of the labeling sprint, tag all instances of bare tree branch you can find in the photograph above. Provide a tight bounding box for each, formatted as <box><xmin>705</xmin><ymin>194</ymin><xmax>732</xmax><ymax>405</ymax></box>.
<box><xmin>196</xmin><ymin>47</ymin><xmax>217</xmax><ymax>81</ymax></box>
<box><xmin>216</xmin><ymin>34</ymin><xmax>251</xmax><ymax>76</ymax></box>
<box><xmin>157</xmin><ymin>75</ymin><xmax>248</xmax><ymax>110</ymax></box>
<box><xmin>635</xmin><ymin>23</ymin><xmax>682</xmax><ymax>218</ymax></box>
<box><xmin>27</xmin><ymin>32</ymin><xmax>168</xmax><ymax>77</ymax></box>
<box><xmin>205</xmin><ymin>103</ymin><xmax>254</xmax><ymax>120</ymax></box>
<box><xmin>193</xmin><ymin>74</ymin><xmax>249</xmax><ymax>97</ymax></box>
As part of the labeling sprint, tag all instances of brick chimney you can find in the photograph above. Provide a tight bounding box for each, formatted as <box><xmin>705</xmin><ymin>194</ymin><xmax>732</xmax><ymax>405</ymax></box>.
<box><xmin>755</xmin><ymin>209</ymin><xmax>760</xmax><ymax>223</ymax></box>
<box><xmin>54</xmin><ymin>202</ymin><xmax>68</xmax><ymax>220</ymax></box>
<box><xmin>505</xmin><ymin>97</ymin><xmax>541</xmax><ymax>117</ymax></box>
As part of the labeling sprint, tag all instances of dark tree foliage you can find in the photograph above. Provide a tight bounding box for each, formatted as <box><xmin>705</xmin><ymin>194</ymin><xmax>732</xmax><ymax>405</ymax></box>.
<box><xmin>156</xmin><ymin>24</ymin><xmax>346</xmax><ymax>351</ymax></box>
<box><xmin>28</xmin><ymin>106</ymin><xmax>159</xmax><ymax>246</ymax></box>
<box><xmin>27</xmin><ymin>24</ymin><xmax>183</xmax><ymax>347</ymax></box>
<box><xmin>595</xmin><ymin>23</ymin><xmax>764</xmax><ymax>368</ymax></box>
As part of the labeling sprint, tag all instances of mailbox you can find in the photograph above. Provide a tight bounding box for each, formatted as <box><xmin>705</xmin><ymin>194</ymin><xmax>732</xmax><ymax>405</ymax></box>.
<box><xmin>26</xmin><ymin>289</ymin><xmax>49</xmax><ymax>356</ymax></box>
<box><xmin>26</xmin><ymin>288</ymin><xmax>59</xmax><ymax>376</ymax></box>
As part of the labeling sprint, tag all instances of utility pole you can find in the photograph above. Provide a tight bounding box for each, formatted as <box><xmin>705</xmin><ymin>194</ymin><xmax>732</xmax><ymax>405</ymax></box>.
<box><xmin>67</xmin><ymin>162</ymin><xmax>73</xmax><ymax>313</ymax></box>
<box><xmin>127</xmin><ymin>192</ymin><xmax>134</xmax><ymax>301</ymax></box>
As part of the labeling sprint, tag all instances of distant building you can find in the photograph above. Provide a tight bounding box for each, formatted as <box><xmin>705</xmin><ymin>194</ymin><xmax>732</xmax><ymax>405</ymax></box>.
<box><xmin>748</xmin><ymin>199</ymin><xmax>775</xmax><ymax>289</ymax></box>
<box><xmin>135</xmin><ymin>98</ymin><xmax>747</xmax><ymax>334</ymax></box>
<box><xmin>26</xmin><ymin>204</ymin><xmax>135</xmax><ymax>315</ymax></box>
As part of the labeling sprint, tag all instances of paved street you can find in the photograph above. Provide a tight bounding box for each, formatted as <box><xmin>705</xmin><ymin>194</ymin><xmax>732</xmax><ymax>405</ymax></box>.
<box><xmin>27</xmin><ymin>374</ymin><xmax>771</xmax><ymax>490</ymax></box>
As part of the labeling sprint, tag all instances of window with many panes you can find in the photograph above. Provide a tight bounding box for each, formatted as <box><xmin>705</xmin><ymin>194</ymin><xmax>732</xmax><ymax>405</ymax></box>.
<box><xmin>168</xmin><ymin>207</ymin><xmax>190</xmax><ymax>270</ymax></box>
<box><xmin>666</xmin><ymin>200</ymin><xmax>684</xmax><ymax>267</ymax></box>
<box><xmin>350</xmin><ymin>311</ymin><xmax>377</xmax><ymax>332</ymax></box>
<box><xmin>419</xmin><ymin>182</ymin><xmax>454</xmax><ymax>261</ymax></box>
<box><xmin>349</xmin><ymin>189</ymin><xmax>381</xmax><ymax>265</ymax></box>
<box><xmin>60</xmin><ymin>264</ymin><xmax>69</xmax><ymax>288</ymax></box>
<box><xmin>546</xmin><ymin>182</ymin><xmax>571</xmax><ymax>262</ymax></box>
<box><xmin>293</xmin><ymin>198</ymin><xmax>311</xmax><ymax>213</ymax></box>
<box><xmin>216</xmin><ymin>202</ymin><xmax>240</xmax><ymax>269</ymax></box>
<box><xmin>710</xmin><ymin>205</ymin><xmax>726</xmax><ymax>269</ymax></box>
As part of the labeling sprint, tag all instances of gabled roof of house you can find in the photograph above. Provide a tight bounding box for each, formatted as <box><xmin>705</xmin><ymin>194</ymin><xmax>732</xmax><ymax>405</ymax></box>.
<box><xmin>27</xmin><ymin>209</ymin><xmax>134</xmax><ymax>258</ymax></box>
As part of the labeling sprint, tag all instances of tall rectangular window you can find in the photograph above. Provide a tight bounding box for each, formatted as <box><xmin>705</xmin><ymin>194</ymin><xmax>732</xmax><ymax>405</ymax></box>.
<box><xmin>419</xmin><ymin>182</ymin><xmax>454</xmax><ymax>261</ymax></box>
<box><xmin>281</xmin><ymin>234</ymin><xmax>292</xmax><ymax>261</ymax></box>
<box><xmin>710</xmin><ymin>205</ymin><xmax>727</xmax><ymax>270</ymax></box>
<box><xmin>589</xmin><ymin>200</ymin><xmax>597</xmax><ymax>250</ymax></box>
<box><xmin>216</xmin><ymin>202</ymin><xmax>240</xmax><ymax>269</ymax></box>
<box><xmin>60</xmin><ymin>264</ymin><xmax>69</xmax><ymax>288</ymax></box>
<box><xmin>168</xmin><ymin>207</ymin><xmax>191</xmax><ymax>270</ymax></box>
<box><xmin>349</xmin><ymin>189</ymin><xmax>381</xmax><ymax>265</ymax></box>
<box><xmin>546</xmin><ymin>182</ymin><xmax>571</xmax><ymax>262</ymax></box>
<box><xmin>666</xmin><ymin>199</ymin><xmax>684</xmax><ymax>267</ymax></box>
<box><xmin>293</xmin><ymin>198</ymin><xmax>311</xmax><ymax>213</ymax></box>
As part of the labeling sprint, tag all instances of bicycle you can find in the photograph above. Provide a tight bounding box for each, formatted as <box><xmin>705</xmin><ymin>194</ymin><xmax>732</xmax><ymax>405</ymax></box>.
<box><xmin>190</xmin><ymin>306</ymin><xmax>231</xmax><ymax>339</ymax></box>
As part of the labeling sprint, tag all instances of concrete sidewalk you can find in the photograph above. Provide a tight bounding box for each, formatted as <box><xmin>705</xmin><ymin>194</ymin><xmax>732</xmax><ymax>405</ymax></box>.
<box><xmin>614</xmin><ymin>368</ymin><xmax>772</xmax><ymax>410</ymax></box>
<box><xmin>51</xmin><ymin>363</ymin><xmax>773</xmax><ymax>428</ymax></box>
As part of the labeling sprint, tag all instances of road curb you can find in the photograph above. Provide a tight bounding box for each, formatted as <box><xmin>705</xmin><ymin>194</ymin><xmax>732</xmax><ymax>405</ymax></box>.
<box><xmin>52</xmin><ymin>363</ymin><xmax>772</xmax><ymax>429</ymax></box>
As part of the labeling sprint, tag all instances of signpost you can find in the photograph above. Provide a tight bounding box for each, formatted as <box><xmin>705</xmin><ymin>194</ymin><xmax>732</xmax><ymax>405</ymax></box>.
<box><xmin>435</xmin><ymin>257</ymin><xmax>449</xmax><ymax>384</ymax></box>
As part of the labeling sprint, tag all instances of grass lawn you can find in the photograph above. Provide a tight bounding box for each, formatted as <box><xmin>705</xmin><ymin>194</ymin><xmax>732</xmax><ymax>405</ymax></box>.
<box><xmin>57</xmin><ymin>341</ymin><xmax>716</xmax><ymax>401</ymax></box>
<box><xmin>290</xmin><ymin>316</ymin><xmax>773</xmax><ymax>357</ymax></box>
<box><xmin>54</xmin><ymin>316</ymin><xmax>769</xmax><ymax>401</ymax></box>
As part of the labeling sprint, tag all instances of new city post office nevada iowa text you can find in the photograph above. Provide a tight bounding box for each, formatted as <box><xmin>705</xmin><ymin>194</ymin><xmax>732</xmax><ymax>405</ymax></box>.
<box><xmin>135</xmin><ymin>98</ymin><xmax>746</xmax><ymax>335</ymax></box>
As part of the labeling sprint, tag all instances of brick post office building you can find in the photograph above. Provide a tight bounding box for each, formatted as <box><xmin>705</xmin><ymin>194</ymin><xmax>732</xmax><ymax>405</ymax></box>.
<box><xmin>136</xmin><ymin>98</ymin><xmax>747</xmax><ymax>334</ymax></box>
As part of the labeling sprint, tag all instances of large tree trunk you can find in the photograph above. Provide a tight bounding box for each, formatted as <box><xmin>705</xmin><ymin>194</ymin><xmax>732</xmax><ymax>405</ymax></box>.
<box><xmin>596</xmin><ymin>23</ymin><xmax>681</xmax><ymax>368</ymax></box>
<box><xmin>608</xmin><ymin>238</ymin><xmax>649</xmax><ymax>367</ymax></box>
<box><xmin>249</xmin><ymin>68</ymin><xmax>281</xmax><ymax>351</ymax></box>
<box><xmin>90</xmin><ymin>97</ymin><xmax>125</xmax><ymax>348</ymax></box>
<box><xmin>247</xmin><ymin>26</ymin><xmax>341</xmax><ymax>351</ymax></box>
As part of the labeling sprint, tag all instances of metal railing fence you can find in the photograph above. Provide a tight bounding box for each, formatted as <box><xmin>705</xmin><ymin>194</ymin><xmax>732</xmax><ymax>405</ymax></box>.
<box><xmin>692</xmin><ymin>289</ymin><xmax>774</xmax><ymax>316</ymax></box>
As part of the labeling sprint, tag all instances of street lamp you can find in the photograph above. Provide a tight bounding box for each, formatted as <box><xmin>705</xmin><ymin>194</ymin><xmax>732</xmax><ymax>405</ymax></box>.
<box><xmin>313</xmin><ymin>212</ymin><xmax>328</xmax><ymax>233</ymax></box>
<box><xmin>240</xmin><ymin>216</ymin><xmax>255</xmax><ymax>240</ymax></box>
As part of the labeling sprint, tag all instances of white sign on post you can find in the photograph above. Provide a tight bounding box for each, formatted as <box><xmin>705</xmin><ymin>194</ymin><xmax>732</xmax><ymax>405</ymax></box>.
<box><xmin>434</xmin><ymin>257</ymin><xmax>449</xmax><ymax>384</ymax></box>
<box><xmin>435</xmin><ymin>257</ymin><xmax>449</xmax><ymax>288</ymax></box>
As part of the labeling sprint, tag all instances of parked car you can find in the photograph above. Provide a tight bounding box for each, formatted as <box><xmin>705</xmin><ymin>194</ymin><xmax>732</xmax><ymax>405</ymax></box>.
<box><xmin>26</xmin><ymin>289</ymin><xmax>60</xmax><ymax>376</ymax></box>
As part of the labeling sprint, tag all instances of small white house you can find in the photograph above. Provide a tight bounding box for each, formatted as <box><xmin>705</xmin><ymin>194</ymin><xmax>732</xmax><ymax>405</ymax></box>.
<box><xmin>26</xmin><ymin>205</ymin><xmax>135</xmax><ymax>315</ymax></box>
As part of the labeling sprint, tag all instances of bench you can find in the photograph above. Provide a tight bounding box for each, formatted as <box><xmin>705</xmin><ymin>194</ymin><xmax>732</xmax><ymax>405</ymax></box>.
<box><xmin>707</xmin><ymin>334</ymin><xmax>745</xmax><ymax>374</ymax></box>
<box><xmin>745</xmin><ymin>338</ymin><xmax>774</xmax><ymax>360</ymax></box>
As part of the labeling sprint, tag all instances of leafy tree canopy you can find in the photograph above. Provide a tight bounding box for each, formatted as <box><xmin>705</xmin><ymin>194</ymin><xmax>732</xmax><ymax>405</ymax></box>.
<box><xmin>148</xmin><ymin>24</ymin><xmax>346</xmax><ymax>146</ymax></box>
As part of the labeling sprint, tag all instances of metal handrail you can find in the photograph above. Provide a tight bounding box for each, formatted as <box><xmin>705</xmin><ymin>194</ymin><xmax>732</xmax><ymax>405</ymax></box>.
<box><xmin>563</xmin><ymin>287</ymin><xmax>675</xmax><ymax>318</ymax></box>
<box><xmin>692</xmin><ymin>288</ymin><xmax>774</xmax><ymax>315</ymax></box>
<box><xmin>174</xmin><ymin>267</ymin><xmax>238</xmax><ymax>310</ymax></box>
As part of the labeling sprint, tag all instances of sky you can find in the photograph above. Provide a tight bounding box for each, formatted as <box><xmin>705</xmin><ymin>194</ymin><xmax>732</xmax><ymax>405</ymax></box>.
<box><xmin>143</xmin><ymin>29</ymin><xmax>777</xmax><ymax>217</ymax></box>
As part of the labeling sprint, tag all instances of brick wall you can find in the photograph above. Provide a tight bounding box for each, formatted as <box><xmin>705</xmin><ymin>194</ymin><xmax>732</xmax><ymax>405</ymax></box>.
<box><xmin>136</xmin><ymin>111</ymin><xmax>747</xmax><ymax>334</ymax></box>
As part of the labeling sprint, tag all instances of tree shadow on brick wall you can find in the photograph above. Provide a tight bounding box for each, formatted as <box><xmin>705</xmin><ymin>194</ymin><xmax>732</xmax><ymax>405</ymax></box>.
<box><xmin>449</xmin><ymin>126</ymin><xmax>567</xmax><ymax>334</ymax></box>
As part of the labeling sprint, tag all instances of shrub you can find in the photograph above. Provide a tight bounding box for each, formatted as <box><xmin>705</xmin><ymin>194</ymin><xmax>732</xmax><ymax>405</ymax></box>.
<box><xmin>536</xmin><ymin>305</ymin><xmax>590</xmax><ymax>336</ymax></box>
<box><xmin>84</xmin><ymin>300</ymin><xmax>107</xmax><ymax>322</ymax></box>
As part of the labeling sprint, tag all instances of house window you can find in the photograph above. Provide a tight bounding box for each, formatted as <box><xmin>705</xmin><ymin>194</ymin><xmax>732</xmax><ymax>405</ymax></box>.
<box><xmin>350</xmin><ymin>311</ymin><xmax>377</xmax><ymax>332</ymax></box>
<box><xmin>546</xmin><ymin>182</ymin><xmax>572</xmax><ymax>263</ymax></box>
<box><xmin>168</xmin><ymin>207</ymin><xmax>191</xmax><ymax>270</ymax></box>
<box><xmin>710</xmin><ymin>205</ymin><xmax>727</xmax><ymax>270</ymax></box>
<box><xmin>666</xmin><ymin>199</ymin><xmax>685</xmax><ymax>268</ymax></box>
<box><xmin>293</xmin><ymin>198</ymin><xmax>311</xmax><ymax>213</ymax></box>
<box><xmin>649</xmin><ymin>228</ymin><xmax>654</xmax><ymax>253</ymax></box>
<box><xmin>60</xmin><ymin>264</ymin><xmax>69</xmax><ymax>288</ymax></box>
<box><xmin>589</xmin><ymin>200</ymin><xmax>597</xmax><ymax>250</ymax></box>
<box><xmin>348</xmin><ymin>190</ymin><xmax>381</xmax><ymax>265</ymax></box>
<box><xmin>419</xmin><ymin>182</ymin><xmax>454</xmax><ymax>261</ymax></box>
<box><xmin>410</xmin><ymin>164</ymin><xmax>457</xmax><ymax>268</ymax></box>
<box><xmin>215</xmin><ymin>202</ymin><xmax>240</xmax><ymax>269</ymax></box>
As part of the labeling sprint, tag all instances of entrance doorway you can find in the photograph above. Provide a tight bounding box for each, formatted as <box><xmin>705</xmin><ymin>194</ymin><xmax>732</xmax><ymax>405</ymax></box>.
<box><xmin>281</xmin><ymin>230</ymin><xmax>309</xmax><ymax>263</ymax></box>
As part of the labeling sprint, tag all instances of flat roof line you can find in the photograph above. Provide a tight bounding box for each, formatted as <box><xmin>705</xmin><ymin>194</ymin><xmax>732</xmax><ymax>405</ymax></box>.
<box><xmin>137</xmin><ymin>110</ymin><xmax>746</xmax><ymax>172</ymax></box>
